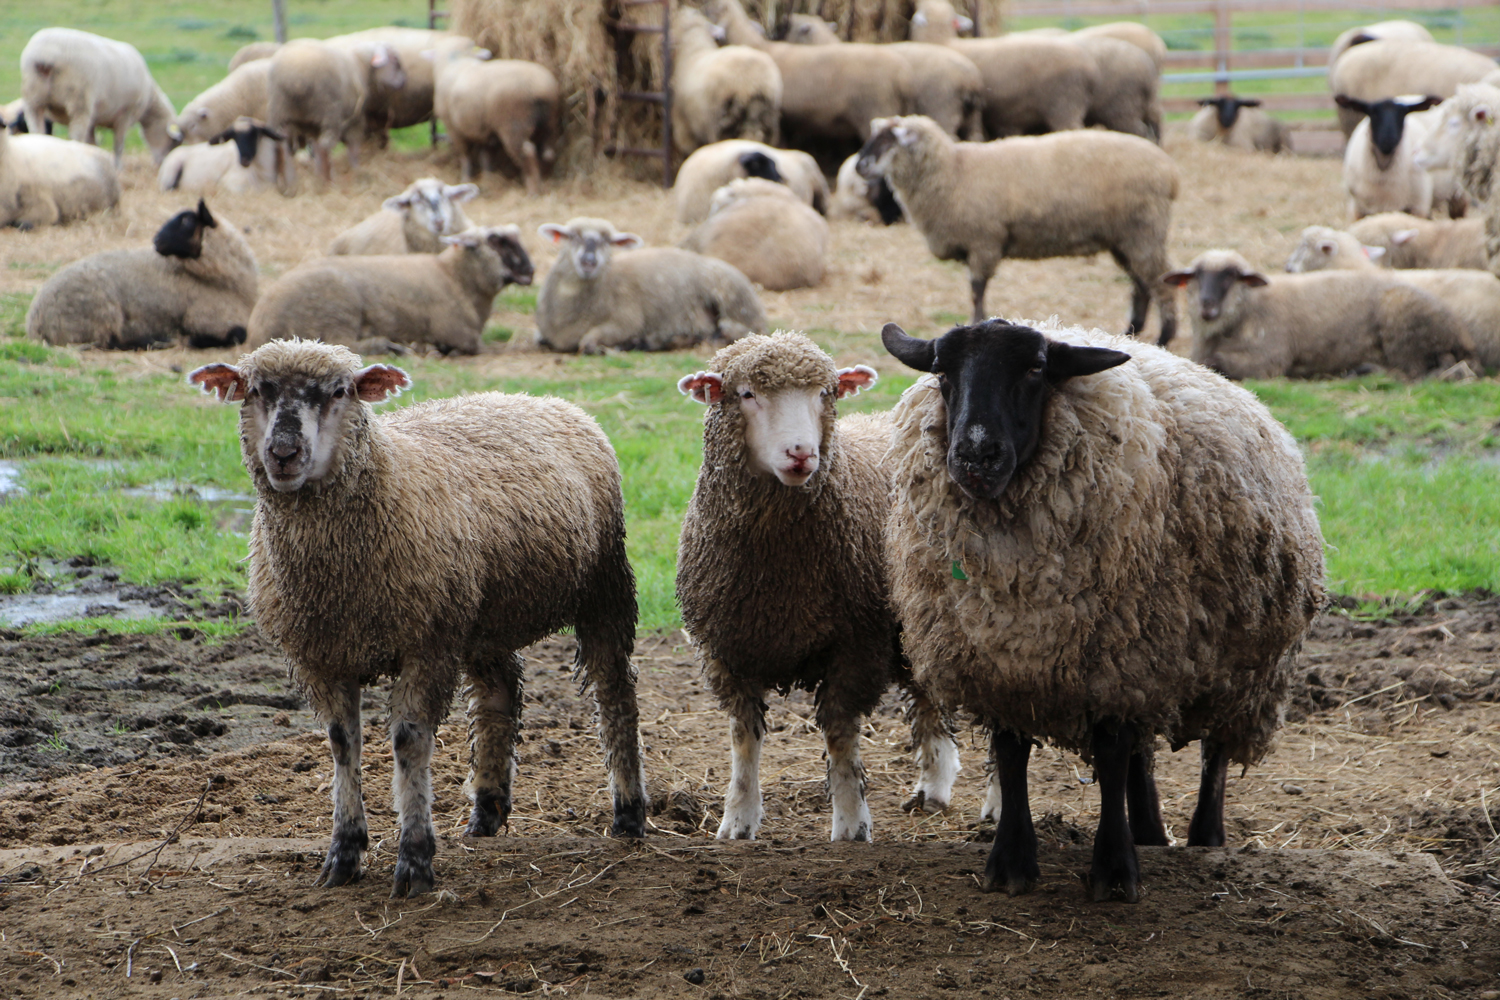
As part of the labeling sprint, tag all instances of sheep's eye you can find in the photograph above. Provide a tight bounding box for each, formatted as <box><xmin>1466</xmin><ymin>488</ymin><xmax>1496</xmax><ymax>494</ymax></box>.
<box><xmin>332</xmin><ymin>387</ymin><xmax>346</xmax><ymax>399</ymax></box>
<box><xmin>739</xmin><ymin>388</ymin><xmax>755</xmax><ymax>400</ymax></box>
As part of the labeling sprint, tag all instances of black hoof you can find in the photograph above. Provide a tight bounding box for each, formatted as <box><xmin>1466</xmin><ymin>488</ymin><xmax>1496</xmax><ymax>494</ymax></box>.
<box><xmin>1086</xmin><ymin>853</ymin><xmax>1141</xmax><ymax>903</ymax></box>
<box><xmin>316</xmin><ymin>831</ymin><xmax>367</xmax><ymax>888</ymax></box>
<box><xmin>611</xmin><ymin>796</ymin><xmax>646</xmax><ymax>839</ymax></box>
<box><xmin>390</xmin><ymin>854</ymin><xmax>436</xmax><ymax>898</ymax></box>
<box><xmin>466</xmin><ymin>792</ymin><xmax>510</xmax><ymax>837</ymax></box>
<box><xmin>981</xmin><ymin>853</ymin><xmax>1038</xmax><ymax>896</ymax></box>
<box><xmin>902</xmin><ymin>790</ymin><xmax>947</xmax><ymax>814</ymax></box>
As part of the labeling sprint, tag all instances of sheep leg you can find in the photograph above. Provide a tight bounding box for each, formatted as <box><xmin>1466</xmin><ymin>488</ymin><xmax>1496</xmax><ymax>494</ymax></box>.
<box><xmin>900</xmin><ymin>682</ymin><xmax>959</xmax><ymax>814</ymax></box>
<box><xmin>1186</xmin><ymin>738</ymin><xmax>1228</xmax><ymax>847</ymax></box>
<box><xmin>969</xmin><ymin>270</ymin><xmax>992</xmax><ymax>325</ymax></box>
<box><xmin>715</xmin><ymin>676</ymin><xmax>767</xmax><ymax>840</ymax></box>
<box><xmin>463</xmin><ymin>653</ymin><xmax>524</xmax><ymax>837</ymax></box>
<box><xmin>388</xmin><ymin>707</ymin><xmax>438</xmax><ymax>898</ymax></box>
<box><xmin>1126</xmin><ymin>743</ymin><xmax>1168</xmax><ymax>847</ymax></box>
<box><xmin>982</xmin><ymin>727</ymin><xmax>1038</xmax><ymax>895</ymax></box>
<box><xmin>1087</xmin><ymin>719</ymin><xmax>1140</xmax><ymax>903</ymax></box>
<box><xmin>819</xmin><ymin>706</ymin><xmax>871</xmax><ymax>842</ymax></box>
<box><xmin>317</xmin><ymin>680</ymin><xmax>368</xmax><ymax>888</ymax></box>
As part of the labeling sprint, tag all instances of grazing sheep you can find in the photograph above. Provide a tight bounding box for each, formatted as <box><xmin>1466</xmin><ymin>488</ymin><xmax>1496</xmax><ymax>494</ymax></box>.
<box><xmin>0</xmin><ymin>127</ymin><xmax>119</xmax><ymax>229</ymax></box>
<box><xmin>247</xmin><ymin>226</ymin><xmax>533</xmax><ymax>356</ymax></box>
<box><xmin>1336</xmin><ymin>95</ymin><xmax>1462</xmax><ymax>219</ymax></box>
<box><xmin>671</xmin><ymin>8</ymin><xmax>782</xmax><ymax>156</ymax></box>
<box><xmin>1329</xmin><ymin>40</ymin><xmax>1496</xmax><ymax>138</ymax></box>
<box><xmin>228</xmin><ymin>41</ymin><xmax>281</xmax><ymax>71</ymax></box>
<box><xmin>326</xmin><ymin>27</ymin><xmax>451</xmax><ymax>145</ymax></box>
<box><xmin>1074</xmin><ymin>22</ymin><xmax>1167</xmax><ymax>72</ymax></box>
<box><xmin>174</xmin><ymin>60</ymin><xmax>271</xmax><ymax>145</ymax></box>
<box><xmin>674</xmin><ymin>139</ymin><xmax>828</xmax><ymax>224</ymax></box>
<box><xmin>1329</xmin><ymin>20</ymin><xmax>1435</xmax><ymax>70</ymax></box>
<box><xmin>428</xmin><ymin>37</ymin><xmax>559</xmax><ymax>194</ymax></box>
<box><xmin>1351</xmin><ymin>212</ymin><xmax>1487</xmax><ymax>269</ymax></box>
<box><xmin>677</xmin><ymin>332</ymin><xmax>960</xmax><ymax>842</ymax></box>
<box><xmin>879</xmin><ymin>317</ymin><xmax>1325</xmax><ymax>901</ymax></box>
<box><xmin>267</xmin><ymin>38</ymin><xmax>407</xmax><ymax>186</ymax></box>
<box><xmin>1163</xmin><ymin>249</ymin><xmax>1475</xmax><ymax>379</ymax></box>
<box><xmin>1075</xmin><ymin>34</ymin><xmax>1161</xmax><ymax>142</ymax></box>
<box><xmin>857</xmin><ymin>115</ymin><xmax>1179</xmax><ymax>341</ymax></box>
<box><xmin>830</xmin><ymin>152</ymin><xmax>903</xmax><ymax>225</ymax></box>
<box><xmin>327</xmin><ymin>178</ymin><xmax>477</xmax><ymax>256</ymax></box>
<box><xmin>158</xmin><ymin>117</ymin><xmax>285</xmax><ymax>194</ymax></box>
<box><xmin>1189</xmin><ymin>96</ymin><xmax>1290</xmax><ymax>153</ymax></box>
<box><xmin>535</xmin><ymin>217</ymin><xmax>765</xmax><ymax>354</ymax></box>
<box><xmin>187</xmin><ymin>340</ymin><xmax>648</xmax><ymax>897</ymax></box>
<box><xmin>26</xmin><ymin>199</ymin><xmax>255</xmax><ymax>350</ymax></box>
<box><xmin>20</xmin><ymin>28</ymin><xmax>176</xmax><ymax>167</ymax></box>
<box><xmin>2</xmin><ymin>98</ymin><xmax>34</xmax><ymax>134</ymax></box>
<box><xmin>681</xmin><ymin>179</ymin><xmax>828</xmax><ymax>291</ymax></box>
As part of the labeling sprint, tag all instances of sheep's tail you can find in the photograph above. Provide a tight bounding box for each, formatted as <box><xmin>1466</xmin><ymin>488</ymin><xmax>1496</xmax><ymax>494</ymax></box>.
<box><xmin>718</xmin><ymin>94</ymin><xmax>777</xmax><ymax>146</ymax></box>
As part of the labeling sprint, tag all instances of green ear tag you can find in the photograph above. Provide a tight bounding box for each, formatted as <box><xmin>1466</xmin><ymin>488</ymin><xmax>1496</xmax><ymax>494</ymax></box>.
<box><xmin>951</xmin><ymin>560</ymin><xmax>968</xmax><ymax>581</ymax></box>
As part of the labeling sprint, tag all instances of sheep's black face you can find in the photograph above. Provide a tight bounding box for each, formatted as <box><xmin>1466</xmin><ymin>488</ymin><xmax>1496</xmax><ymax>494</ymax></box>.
<box><xmin>1199</xmin><ymin>96</ymin><xmax>1258</xmax><ymax>130</ymax></box>
<box><xmin>489</xmin><ymin>232</ymin><xmax>535</xmax><ymax>286</ymax></box>
<box><xmin>855</xmin><ymin>128</ymin><xmax>898</xmax><ymax>183</ymax></box>
<box><xmin>882</xmin><ymin>321</ymin><xmax>1129</xmax><ymax>501</ymax></box>
<box><xmin>154</xmin><ymin>202</ymin><xmax>216</xmax><ymax>259</ymax></box>
<box><xmin>1336</xmin><ymin>95</ymin><xmax>1441</xmax><ymax>157</ymax></box>
<box><xmin>737</xmin><ymin>150</ymin><xmax>784</xmax><ymax>184</ymax></box>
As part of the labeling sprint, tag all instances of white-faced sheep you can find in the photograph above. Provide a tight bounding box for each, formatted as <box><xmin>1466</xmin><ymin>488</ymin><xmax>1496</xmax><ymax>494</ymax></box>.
<box><xmin>856</xmin><ymin>115</ymin><xmax>1179</xmax><ymax>342</ymax></box>
<box><xmin>174</xmin><ymin>60</ymin><xmax>271</xmax><ymax>145</ymax></box>
<box><xmin>1163</xmin><ymin>249</ymin><xmax>1475</xmax><ymax>379</ymax></box>
<box><xmin>26</xmin><ymin>200</ymin><xmax>255</xmax><ymax>350</ymax></box>
<box><xmin>247</xmin><ymin>226</ymin><xmax>531</xmax><ymax>356</ymax></box>
<box><xmin>267</xmin><ymin>38</ymin><xmax>407</xmax><ymax>186</ymax></box>
<box><xmin>830</xmin><ymin>152</ymin><xmax>903</xmax><ymax>225</ymax></box>
<box><xmin>1329</xmin><ymin>40</ymin><xmax>1497</xmax><ymax>138</ymax></box>
<box><xmin>1336</xmin><ymin>95</ymin><xmax>1464</xmax><ymax>219</ymax></box>
<box><xmin>157</xmin><ymin>117</ymin><xmax>285</xmax><ymax>194</ymax></box>
<box><xmin>671</xmin><ymin>8</ymin><xmax>782</xmax><ymax>156</ymax></box>
<box><xmin>1350</xmin><ymin>212</ymin><xmax>1487</xmax><ymax>270</ymax></box>
<box><xmin>327</xmin><ymin>178</ymin><xmax>477</xmax><ymax>256</ymax></box>
<box><xmin>187</xmin><ymin>339</ymin><xmax>648</xmax><ymax>897</ymax></box>
<box><xmin>879</xmin><ymin>318</ymin><xmax>1325</xmax><ymax>901</ymax></box>
<box><xmin>1412</xmin><ymin>83</ymin><xmax>1500</xmax><ymax>274</ymax></box>
<box><xmin>535</xmin><ymin>217</ymin><xmax>766</xmax><ymax>354</ymax></box>
<box><xmin>427</xmin><ymin>37</ymin><xmax>559</xmax><ymax>195</ymax></box>
<box><xmin>0</xmin><ymin>127</ymin><xmax>119</xmax><ymax>229</ymax></box>
<box><xmin>1190</xmin><ymin>96</ymin><xmax>1290</xmax><ymax>153</ymax></box>
<box><xmin>20</xmin><ymin>28</ymin><xmax>176</xmax><ymax>167</ymax></box>
<box><xmin>681</xmin><ymin>179</ymin><xmax>828</xmax><ymax>291</ymax></box>
<box><xmin>676</xmin><ymin>332</ymin><xmax>959</xmax><ymax>842</ymax></box>
<box><xmin>1329</xmin><ymin>19</ymin><xmax>1434</xmax><ymax>68</ymax></box>
<box><xmin>674</xmin><ymin>139</ymin><xmax>828</xmax><ymax>224</ymax></box>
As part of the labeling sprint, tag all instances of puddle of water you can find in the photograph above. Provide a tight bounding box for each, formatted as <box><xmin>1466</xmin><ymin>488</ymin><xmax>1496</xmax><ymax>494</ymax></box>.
<box><xmin>0</xmin><ymin>590</ymin><xmax>164</xmax><ymax>628</ymax></box>
<box><xmin>121</xmin><ymin>481</ymin><xmax>253</xmax><ymax>503</ymax></box>
<box><xmin>0</xmin><ymin>460</ymin><xmax>24</xmax><ymax>496</ymax></box>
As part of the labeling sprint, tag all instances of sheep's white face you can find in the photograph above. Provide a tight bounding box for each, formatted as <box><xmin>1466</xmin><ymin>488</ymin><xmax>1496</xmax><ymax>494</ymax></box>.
<box><xmin>1284</xmin><ymin>227</ymin><xmax>1385</xmax><ymax>273</ymax></box>
<box><xmin>388</xmin><ymin>179</ymin><xmax>478</xmax><ymax>237</ymax></box>
<box><xmin>539</xmin><ymin>222</ymin><xmax>643</xmax><ymax>280</ymax></box>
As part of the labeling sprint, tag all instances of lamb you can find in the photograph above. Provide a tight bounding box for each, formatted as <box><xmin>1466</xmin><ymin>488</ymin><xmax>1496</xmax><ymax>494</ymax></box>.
<box><xmin>26</xmin><ymin>199</ymin><xmax>255</xmax><ymax>350</ymax></box>
<box><xmin>228</xmin><ymin>41</ymin><xmax>281</xmax><ymax>70</ymax></box>
<box><xmin>676</xmin><ymin>332</ymin><xmax>960</xmax><ymax>843</ymax></box>
<box><xmin>673</xmin><ymin>139</ymin><xmax>828</xmax><ymax>224</ymax></box>
<box><xmin>1329</xmin><ymin>40</ymin><xmax>1496</xmax><ymax>138</ymax></box>
<box><xmin>0</xmin><ymin>127</ymin><xmax>119</xmax><ymax>229</ymax></box>
<box><xmin>1189</xmin><ymin>96</ymin><xmax>1290</xmax><ymax>153</ymax></box>
<box><xmin>681</xmin><ymin>179</ymin><xmax>828</xmax><ymax>291</ymax></box>
<box><xmin>20</xmin><ymin>28</ymin><xmax>177</xmax><ymax>167</ymax></box>
<box><xmin>670</xmin><ymin>8</ymin><xmax>782</xmax><ymax>156</ymax></box>
<box><xmin>157</xmin><ymin>117</ymin><xmax>285</xmax><ymax>194</ymax></box>
<box><xmin>247</xmin><ymin>226</ymin><xmax>532</xmax><ymax>356</ymax></box>
<box><xmin>1336</xmin><ymin>95</ymin><xmax>1463</xmax><ymax>219</ymax></box>
<box><xmin>1350</xmin><ymin>213</ymin><xmax>1486</xmax><ymax>269</ymax></box>
<box><xmin>1163</xmin><ymin>249</ymin><xmax>1475</xmax><ymax>379</ymax></box>
<box><xmin>267</xmin><ymin>38</ymin><xmax>407</xmax><ymax>185</ymax></box>
<box><xmin>327</xmin><ymin>178</ymin><xmax>477</xmax><ymax>256</ymax></box>
<box><xmin>856</xmin><ymin>115</ymin><xmax>1179</xmax><ymax>342</ymax></box>
<box><xmin>427</xmin><ymin>37</ymin><xmax>559</xmax><ymax>194</ymax></box>
<box><xmin>535</xmin><ymin>218</ymin><xmax>765</xmax><ymax>354</ymax></box>
<box><xmin>174</xmin><ymin>60</ymin><xmax>271</xmax><ymax>145</ymax></box>
<box><xmin>1329</xmin><ymin>19</ymin><xmax>1434</xmax><ymax>68</ymax></box>
<box><xmin>186</xmin><ymin>339</ymin><xmax>648</xmax><ymax>897</ymax></box>
<box><xmin>879</xmin><ymin>317</ymin><xmax>1326</xmax><ymax>901</ymax></box>
<box><xmin>830</xmin><ymin>152</ymin><xmax>902</xmax><ymax>225</ymax></box>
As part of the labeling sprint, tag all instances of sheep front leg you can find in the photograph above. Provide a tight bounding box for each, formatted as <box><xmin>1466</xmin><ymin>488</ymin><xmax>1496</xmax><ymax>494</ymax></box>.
<box><xmin>1186</xmin><ymin>738</ymin><xmax>1228</xmax><ymax>847</ymax></box>
<box><xmin>317</xmin><ymin>679</ymin><xmax>367</xmax><ymax>888</ymax></box>
<box><xmin>1087</xmin><ymin>719</ymin><xmax>1140</xmax><ymax>903</ymax></box>
<box><xmin>981</xmin><ymin>727</ymin><xmax>1038</xmax><ymax>895</ymax></box>
<box><xmin>463</xmin><ymin>653</ymin><xmax>523</xmax><ymax>837</ymax></box>
<box><xmin>900</xmin><ymin>682</ymin><xmax>959</xmax><ymax>814</ymax></box>
<box><xmin>389</xmin><ymin>705</ymin><xmax>438</xmax><ymax>898</ymax></box>
<box><xmin>820</xmin><ymin>707</ymin><xmax>871</xmax><ymax>842</ymax></box>
<box><xmin>968</xmin><ymin>265</ymin><xmax>996</xmax><ymax>325</ymax></box>
<box><xmin>714</xmin><ymin>674</ymin><xmax>767</xmax><ymax>840</ymax></box>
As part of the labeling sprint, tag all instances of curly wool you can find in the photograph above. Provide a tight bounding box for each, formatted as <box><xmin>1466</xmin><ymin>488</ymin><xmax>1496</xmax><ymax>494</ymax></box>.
<box><xmin>886</xmin><ymin>322</ymin><xmax>1325</xmax><ymax>765</ymax></box>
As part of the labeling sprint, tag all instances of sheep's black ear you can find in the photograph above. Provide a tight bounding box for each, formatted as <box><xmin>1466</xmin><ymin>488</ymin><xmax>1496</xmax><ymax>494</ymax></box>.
<box><xmin>1240</xmin><ymin>98</ymin><xmax>1262</xmax><ymax>108</ymax></box>
<box><xmin>196</xmin><ymin>199</ymin><xmax>217</xmax><ymax>228</ymax></box>
<box><xmin>881</xmin><ymin>323</ymin><xmax>936</xmax><ymax>372</ymax></box>
<box><xmin>207</xmin><ymin>127</ymin><xmax>234</xmax><ymax>145</ymax></box>
<box><xmin>1333</xmin><ymin>94</ymin><xmax>1369</xmax><ymax>116</ymax></box>
<box><xmin>261</xmin><ymin>124</ymin><xmax>285</xmax><ymax>142</ymax></box>
<box><xmin>1044</xmin><ymin>343</ymin><xmax>1129</xmax><ymax>383</ymax></box>
<box><xmin>1196</xmin><ymin>97</ymin><xmax>1215</xmax><ymax>106</ymax></box>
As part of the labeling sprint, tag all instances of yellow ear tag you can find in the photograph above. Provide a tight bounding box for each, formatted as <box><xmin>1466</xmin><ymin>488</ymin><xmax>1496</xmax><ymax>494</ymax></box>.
<box><xmin>951</xmin><ymin>560</ymin><xmax>968</xmax><ymax>581</ymax></box>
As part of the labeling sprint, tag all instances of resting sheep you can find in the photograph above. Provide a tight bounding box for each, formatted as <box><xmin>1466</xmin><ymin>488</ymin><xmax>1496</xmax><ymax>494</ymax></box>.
<box><xmin>856</xmin><ymin>115</ymin><xmax>1179</xmax><ymax>342</ymax></box>
<box><xmin>174</xmin><ymin>60</ymin><xmax>272</xmax><ymax>145</ymax></box>
<box><xmin>157</xmin><ymin>117</ymin><xmax>285</xmax><ymax>194</ymax></box>
<box><xmin>1329</xmin><ymin>40</ymin><xmax>1497</xmax><ymax>138</ymax></box>
<box><xmin>676</xmin><ymin>332</ymin><xmax>959</xmax><ymax>842</ymax></box>
<box><xmin>681</xmin><ymin>179</ymin><xmax>828</xmax><ymax>291</ymax></box>
<box><xmin>0</xmin><ymin>127</ymin><xmax>119</xmax><ymax>229</ymax></box>
<box><xmin>27</xmin><ymin>199</ymin><xmax>255</xmax><ymax>350</ymax></box>
<box><xmin>1190</xmin><ymin>96</ymin><xmax>1290</xmax><ymax>153</ymax></box>
<box><xmin>428</xmin><ymin>37</ymin><xmax>559</xmax><ymax>194</ymax></box>
<box><xmin>20</xmin><ymin>28</ymin><xmax>176</xmax><ymax>166</ymax></box>
<box><xmin>830</xmin><ymin>152</ymin><xmax>903</xmax><ymax>225</ymax></box>
<box><xmin>267</xmin><ymin>38</ymin><xmax>407</xmax><ymax>186</ymax></box>
<box><xmin>879</xmin><ymin>317</ymin><xmax>1325</xmax><ymax>901</ymax></box>
<box><xmin>673</xmin><ymin>139</ymin><xmax>828</xmax><ymax>224</ymax></box>
<box><xmin>327</xmin><ymin>178</ymin><xmax>477</xmax><ymax>255</ymax></box>
<box><xmin>535</xmin><ymin>217</ymin><xmax>766</xmax><ymax>353</ymax></box>
<box><xmin>671</xmin><ymin>8</ymin><xmax>781</xmax><ymax>155</ymax></box>
<box><xmin>1350</xmin><ymin>213</ymin><xmax>1487</xmax><ymax>269</ymax></box>
<box><xmin>1164</xmin><ymin>249</ymin><xmax>1475</xmax><ymax>379</ymax></box>
<box><xmin>1412</xmin><ymin>83</ymin><xmax>1500</xmax><ymax>273</ymax></box>
<box><xmin>247</xmin><ymin>226</ymin><xmax>533</xmax><ymax>356</ymax></box>
<box><xmin>187</xmin><ymin>339</ymin><xmax>648</xmax><ymax>897</ymax></box>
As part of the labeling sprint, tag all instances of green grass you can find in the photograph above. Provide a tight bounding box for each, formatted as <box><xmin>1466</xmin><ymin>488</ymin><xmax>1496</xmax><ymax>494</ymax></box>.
<box><xmin>21</xmin><ymin>617</ymin><xmax>245</xmax><ymax>639</ymax></box>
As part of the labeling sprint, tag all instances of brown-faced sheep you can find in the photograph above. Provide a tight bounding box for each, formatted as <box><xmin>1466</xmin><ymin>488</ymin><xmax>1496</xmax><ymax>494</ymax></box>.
<box><xmin>428</xmin><ymin>37</ymin><xmax>559</xmax><ymax>194</ymax></box>
<box><xmin>673</xmin><ymin>139</ymin><xmax>828</xmax><ymax>224</ymax></box>
<box><xmin>0</xmin><ymin>127</ymin><xmax>119</xmax><ymax>229</ymax></box>
<box><xmin>677</xmin><ymin>332</ymin><xmax>959</xmax><ymax>841</ymax></box>
<box><xmin>187</xmin><ymin>339</ymin><xmax>648</xmax><ymax>897</ymax></box>
<box><xmin>671</xmin><ymin>8</ymin><xmax>782</xmax><ymax>155</ymax></box>
<box><xmin>1190</xmin><ymin>96</ymin><xmax>1291</xmax><ymax>153</ymax></box>
<box><xmin>681</xmin><ymin>179</ymin><xmax>828</xmax><ymax>291</ymax></box>
<box><xmin>327</xmin><ymin>178</ymin><xmax>477</xmax><ymax>255</ymax></box>
<box><xmin>157</xmin><ymin>117</ymin><xmax>285</xmax><ymax>194</ymax></box>
<box><xmin>26</xmin><ymin>200</ymin><xmax>255</xmax><ymax>350</ymax></box>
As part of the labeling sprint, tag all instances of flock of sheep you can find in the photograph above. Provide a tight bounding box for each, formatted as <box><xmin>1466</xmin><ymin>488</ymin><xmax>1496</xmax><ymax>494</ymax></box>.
<box><xmin>4</xmin><ymin>3</ymin><xmax>1499</xmax><ymax>903</ymax></box>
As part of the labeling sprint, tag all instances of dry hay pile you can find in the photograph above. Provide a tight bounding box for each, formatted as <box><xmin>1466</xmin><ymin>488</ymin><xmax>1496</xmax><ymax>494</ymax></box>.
<box><xmin>450</xmin><ymin>0</ymin><xmax>1003</xmax><ymax>177</ymax></box>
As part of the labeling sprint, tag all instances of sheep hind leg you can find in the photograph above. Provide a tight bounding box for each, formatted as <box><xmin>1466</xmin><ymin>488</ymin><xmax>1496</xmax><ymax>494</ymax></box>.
<box><xmin>1087</xmin><ymin>719</ymin><xmax>1141</xmax><ymax>903</ymax></box>
<box><xmin>1186</xmin><ymin>738</ymin><xmax>1228</xmax><ymax>847</ymax></box>
<box><xmin>982</xmin><ymin>727</ymin><xmax>1039</xmax><ymax>895</ymax></box>
<box><xmin>820</xmin><ymin>708</ymin><xmax>872</xmax><ymax>842</ymax></box>
<box><xmin>1112</xmin><ymin>247</ymin><xmax>1178</xmax><ymax>346</ymax></box>
<box><xmin>317</xmin><ymin>679</ymin><xmax>368</xmax><ymax>888</ymax></box>
<box><xmin>969</xmin><ymin>270</ymin><xmax>992</xmax><ymax>325</ymax></box>
<box><xmin>1126</xmin><ymin>742</ymin><xmax>1168</xmax><ymax>847</ymax></box>
<box><xmin>715</xmin><ymin>675</ymin><xmax>767</xmax><ymax>840</ymax></box>
<box><xmin>388</xmin><ymin>708</ymin><xmax>438</xmax><ymax>898</ymax></box>
<box><xmin>901</xmin><ymin>682</ymin><xmax>959</xmax><ymax>814</ymax></box>
<box><xmin>463</xmin><ymin>653</ymin><xmax>523</xmax><ymax>837</ymax></box>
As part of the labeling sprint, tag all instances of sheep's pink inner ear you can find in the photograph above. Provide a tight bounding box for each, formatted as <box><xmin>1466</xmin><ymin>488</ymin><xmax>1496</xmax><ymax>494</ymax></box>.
<box><xmin>1161</xmin><ymin>270</ymin><xmax>1195</xmax><ymax>288</ymax></box>
<box><xmin>188</xmin><ymin>363</ymin><xmax>246</xmax><ymax>402</ymax></box>
<box><xmin>835</xmin><ymin>365</ymin><xmax>877</xmax><ymax>398</ymax></box>
<box><xmin>677</xmin><ymin>372</ymin><xmax>723</xmax><ymax>405</ymax></box>
<box><xmin>1239</xmin><ymin>271</ymin><xmax>1271</xmax><ymax>288</ymax></box>
<box><xmin>354</xmin><ymin>364</ymin><xmax>411</xmax><ymax>402</ymax></box>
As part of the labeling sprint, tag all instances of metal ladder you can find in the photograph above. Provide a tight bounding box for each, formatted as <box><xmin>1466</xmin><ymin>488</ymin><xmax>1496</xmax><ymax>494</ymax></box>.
<box><xmin>606</xmin><ymin>0</ymin><xmax>675</xmax><ymax>187</ymax></box>
<box><xmin>428</xmin><ymin>0</ymin><xmax>447</xmax><ymax>147</ymax></box>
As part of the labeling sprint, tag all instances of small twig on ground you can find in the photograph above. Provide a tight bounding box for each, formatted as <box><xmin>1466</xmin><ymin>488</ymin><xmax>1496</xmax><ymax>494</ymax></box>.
<box><xmin>71</xmin><ymin>780</ymin><xmax>211</xmax><ymax>885</ymax></box>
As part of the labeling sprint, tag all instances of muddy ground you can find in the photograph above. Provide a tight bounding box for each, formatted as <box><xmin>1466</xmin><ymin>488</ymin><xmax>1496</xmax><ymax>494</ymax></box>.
<box><xmin>0</xmin><ymin>595</ymin><xmax>1496</xmax><ymax>998</ymax></box>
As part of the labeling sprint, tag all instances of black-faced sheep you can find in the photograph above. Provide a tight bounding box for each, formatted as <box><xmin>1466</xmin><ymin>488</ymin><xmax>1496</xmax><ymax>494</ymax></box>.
<box><xmin>26</xmin><ymin>199</ymin><xmax>255</xmax><ymax>350</ymax></box>
<box><xmin>1164</xmin><ymin>249</ymin><xmax>1475</xmax><ymax>379</ymax></box>
<box><xmin>671</xmin><ymin>8</ymin><xmax>782</xmax><ymax>155</ymax></box>
<box><xmin>535</xmin><ymin>217</ymin><xmax>766</xmax><ymax>354</ymax></box>
<box><xmin>267</xmin><ymin>38</ymin><xmax>407</xmax><ymax>186</ymax></box>
<box><xmin>246</xmin><ymin>226</ymin><xmax>533</xmax><ymax>356</ymax></box>
<box><xmin>1329</xmin><ymin>40</ymin><xmax>1497</xmax><ymax>139</ymax></box>
<box><xmin>677</xmin><ymin>332</ymin><xmax>959</xmax><ymax>841</ymax></box>
<box><xmin>830</xmin><ymin>153</ymin><xmax>903</xmax><ymax>225</ymax></box>
<box><xmin>1190</xmin><ymin>96</ymin><xmax>1290</xmax><ymax>153</ymax></box>
<box><xmin>327</xmin><ymin>178</ymin><xmax>477</xmax><ymax>256</ymax></box>
<box><xmin>681</xmin><ymin>179</ymin><xmax>828</xmax><ymax>291</ymax></box>
<box><xmin>857</xmin><ymin>115</ymin><xmax>1179</xmax><ymax>342</ymax></box>
<box><xmin>428</xmin><ymin>37</ymin><xmax>559</xmax><ymax>195</ymax></box>
<box><xmin>880</xmin><ymin>318</ymin><xmax>1325</xmax><ymax>901</ymax></box>
<box><xmin>0</xmin><ymin>127</ymin><xmax>119</xmax><ymax>229</ymax></box>
<box><xmin>673</xmin><ymin>139</ymin><xmax>828</xmax><ymax>224</ymax></box>
<box><xmin>157</xmin><ymin>118</ymin><xmax>285</xmax><ymax>194</ymax></box>
<box><xmin>1335</xmin><ymin>95</ymin><xmax>1463</xmax><ymax>220</ymax></box>
<box><xmin>188</xmin><ymin>340</ymin><xmax>648</xmax><ymax>897</ymax></box>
